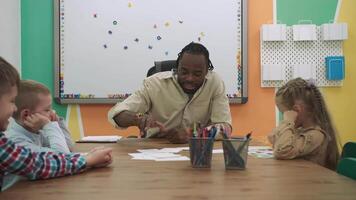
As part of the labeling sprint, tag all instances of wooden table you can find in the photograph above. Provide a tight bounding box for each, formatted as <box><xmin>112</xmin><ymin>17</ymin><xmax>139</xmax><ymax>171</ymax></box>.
<box><xmin>1</xmin><ymin>139</ymin><xmax>355</xmax><ymax>200</ymax></box>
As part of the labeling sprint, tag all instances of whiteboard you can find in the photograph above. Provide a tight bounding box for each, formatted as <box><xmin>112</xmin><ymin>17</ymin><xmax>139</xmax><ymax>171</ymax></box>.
<box><xmin>54</xmin><ymin>0</ymin><xmax>248</xmax><ymax>104</ymax></box>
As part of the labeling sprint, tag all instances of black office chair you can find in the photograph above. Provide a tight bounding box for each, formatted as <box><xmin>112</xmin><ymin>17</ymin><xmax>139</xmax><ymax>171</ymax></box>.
<box><xmin>126</xmin><ymin>60</ymin><xmax>176</xmax><ymax>138</ymax></box>
<box><xmin>146</xmin><ymin>60</ymin><xmax>176</xmax><ymax>77</ymax></box>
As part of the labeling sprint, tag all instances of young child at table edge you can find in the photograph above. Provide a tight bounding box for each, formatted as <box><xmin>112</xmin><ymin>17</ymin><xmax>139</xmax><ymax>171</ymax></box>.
<box><xmin>267</xmin><ymin>78</ymin><xmax>339</xmax><ymax>170</ymax></box>
<box><xmin>5</xmin><ymin>79</ymin><xmax>73</xmax><ymax>154</ymax></box>
<box><xmin>0</xmin><ymin>56</ymin><xmax>113</xmax><ymax>191</ymax></box>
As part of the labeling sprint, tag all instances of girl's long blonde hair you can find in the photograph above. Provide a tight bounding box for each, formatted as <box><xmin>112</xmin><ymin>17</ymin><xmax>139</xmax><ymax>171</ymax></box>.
<box><xmin>276</xmin><ymin>78</ymin><xmax>339</xmax><ymax>170</ymax></box>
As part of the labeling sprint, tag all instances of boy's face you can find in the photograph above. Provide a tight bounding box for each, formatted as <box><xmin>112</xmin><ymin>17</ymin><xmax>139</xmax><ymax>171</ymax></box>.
<box><xmin>0</xmin><ymin>86</ymin><xmax>18</xmax><ymax>131</ymax></box>
<box><xmin>31</xmin><ymin>93</ymin><xmax>52</xmax><ymax>119</ymax></box>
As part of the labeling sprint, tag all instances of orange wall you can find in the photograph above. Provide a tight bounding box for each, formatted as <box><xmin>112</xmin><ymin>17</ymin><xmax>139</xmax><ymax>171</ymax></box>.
<box><xmin>80</xmin><ymin>0</ymin><xmax>276</xmax><ymax>140</ymax></box>
<box><xmin>80</xmin><ymin>104</ymin><xmax>139</xmax><ymax>136</ymax></box>
<box><xmin>231</xmin><ymin>0</ymin><xmax>275</xmax><ymax>142</ymax></box>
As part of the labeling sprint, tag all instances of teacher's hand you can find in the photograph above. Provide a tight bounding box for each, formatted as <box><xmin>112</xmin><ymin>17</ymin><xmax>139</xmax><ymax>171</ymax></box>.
<box><xmin>165</xmin><ymin>127</ymin><xmax>191</xmax><ymax>144</ymax></box>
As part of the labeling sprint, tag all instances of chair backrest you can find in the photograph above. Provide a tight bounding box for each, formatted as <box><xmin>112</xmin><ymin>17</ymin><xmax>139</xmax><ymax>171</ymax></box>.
<box><xmin>337</xmin><ymin>157</ymin><xmax>356</xmax><ymax>180</ymax></box>
<box><xmin>146</xmin><ymin>60</ymin><xmax>176</xmax><ymax>77</ymax></box>
<box><xmin>341</xmin><ymin>142</ymin><xmax>356</xmax><ymax>159</ymax></box>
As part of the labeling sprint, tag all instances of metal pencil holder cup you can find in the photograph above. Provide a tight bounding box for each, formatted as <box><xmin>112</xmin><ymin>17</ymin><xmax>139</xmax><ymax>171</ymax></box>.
<box><xmin>222</xmin><ymin>138</ymin><xmax>250</xmax><ymax>170</ymax></box>
<box><xmin>189</xmin><ymin>138</ymin><xmax>214</xmax><ymax>168</ymax></box>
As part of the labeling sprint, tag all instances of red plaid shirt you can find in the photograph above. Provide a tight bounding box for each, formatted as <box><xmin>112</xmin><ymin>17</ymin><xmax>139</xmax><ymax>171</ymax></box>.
<box><xmin>0</xmin><ymin>133</ymin><xmax>86</xmax><ymax>190</ymax></box>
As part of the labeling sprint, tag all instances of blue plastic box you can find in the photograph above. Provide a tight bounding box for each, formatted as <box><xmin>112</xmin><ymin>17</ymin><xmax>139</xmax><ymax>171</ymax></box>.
<box><xmin>325</xmin><ymin>56</ymin><xmax>345</xmax><ymax>80</ymax></box>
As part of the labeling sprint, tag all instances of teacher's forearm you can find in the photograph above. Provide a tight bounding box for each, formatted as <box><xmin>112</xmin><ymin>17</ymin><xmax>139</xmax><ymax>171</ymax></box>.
<box><xmin>113</xmin><ymin>111</ymin><xmax>140</xmax><ymax>128</ymax></box>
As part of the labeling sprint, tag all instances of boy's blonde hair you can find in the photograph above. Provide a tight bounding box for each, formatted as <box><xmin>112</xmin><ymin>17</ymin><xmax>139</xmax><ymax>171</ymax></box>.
<box><xmin>0</xmin><ymin>57</ymin><xmax>20</xmax><ymax>97</ymax></box>
<box><xmin>13</xmin><ymin>80</ymin><xmax>51</xmax><ymax>120</ymax></box>
<box><xmin>276</xmin><ymin>78</ymin><xmax>339</xmax><ymax>170</ymax></box>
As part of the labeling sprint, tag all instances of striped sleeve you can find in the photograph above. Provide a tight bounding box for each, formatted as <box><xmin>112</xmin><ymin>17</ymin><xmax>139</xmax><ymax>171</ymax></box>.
<box><xmin>0</xmin><ymin>133</ymin><xmax>86</xmax><ymax>180</ymax></box>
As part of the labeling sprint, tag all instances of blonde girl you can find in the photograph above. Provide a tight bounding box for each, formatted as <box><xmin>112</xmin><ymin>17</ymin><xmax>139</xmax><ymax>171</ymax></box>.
<box><xmin>268</xmin><ymin>78</ymin><xmax>339</xmax><ymax>170</ymax></box>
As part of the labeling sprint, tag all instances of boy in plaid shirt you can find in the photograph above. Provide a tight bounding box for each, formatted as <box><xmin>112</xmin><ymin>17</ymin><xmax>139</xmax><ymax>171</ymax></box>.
<box><xmin>0</xmin><ymin>57</ymin><xmax>113</xmax><ymax>191</ymax></box>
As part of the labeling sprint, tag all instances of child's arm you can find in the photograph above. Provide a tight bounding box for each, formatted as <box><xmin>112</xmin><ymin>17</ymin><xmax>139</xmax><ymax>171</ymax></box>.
<box><xmin>7</xmin><ymin>133</ymin><xmax>69</xmax><ymax>154</ymax></box>
<box><xmin>24</xmin><ymin>112</ymin><xmax>71</xmax><ymax>153</ymax></box>
<box><xmin>57</xmin><ymin>117</ymin><xmax>75</xmax><ymax>151</ymax></box>
<box><xmin>273</xmin><ymin>128</ymin><xmax>325</xmax><ymax>159</ymax></box>
<box><xmin>270</xmin><ymin>110</ymin><xmax>324</xmax><ymax>159</ymax></box>
<box><xmin>0</xmin><ymin>133</ymin><xmax>112</xmax><ymax>181</ymax></box>
<box><xmin>6</xmin><ymin>117</ymin><xmax>69</xmax><ymax>154</ymax></box>
<box><xmin>40</xmin><ymin>122</ymin><xmax>71</xmax><ymax>153</ymax></box>
<box><xmin>268</xmin><ymin>110</ymin><xmax>298</xmax><ymax>146</ymax></box>
<box><xmin>0</xmin><ymin>132</ymin><xmax>85</xmax><ymax>180</ymax></box>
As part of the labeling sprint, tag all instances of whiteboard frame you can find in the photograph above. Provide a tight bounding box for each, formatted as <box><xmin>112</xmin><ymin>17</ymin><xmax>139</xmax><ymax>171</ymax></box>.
<box><xmin>54</xmin><ymin>0</ymin><xmax>248</xmax><ymax>104</ymax></box>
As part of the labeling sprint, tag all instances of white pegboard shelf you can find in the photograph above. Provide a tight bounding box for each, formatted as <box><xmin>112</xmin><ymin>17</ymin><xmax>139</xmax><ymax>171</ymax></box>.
<box><xmin>261</xmin><ymin>26</ymin><xmax>344</xmax><ymax>88</ymax></box>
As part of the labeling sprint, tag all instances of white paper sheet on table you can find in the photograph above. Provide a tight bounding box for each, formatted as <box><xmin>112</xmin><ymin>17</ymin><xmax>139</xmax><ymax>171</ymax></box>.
<box><xmin>248</xmin><ymin>146</ymin><xmax>274</xmax><ymax>158</ymax></box>
<box><xmin>77</xmin><ymin>135</ymin><xmax>122</xmax><ymax>143</ymax></box>
<box><xmin>211</xmin><ymin>146</ymin><xmax>274</xmax><ymax>158</ymax></box>
<box><xmin>130</xmin><ymin>147</ymin><xmax>189</xmax><ymax>161</ymax></box>
<box><xmin>137</xmin><ymin>147</ymin><xmax>189</xmax><ymax>153</ymax></box>
<box><xmin>213</xmin><ymin>149</ymin><xmax>223</xmax><ymax>154</ymax></box>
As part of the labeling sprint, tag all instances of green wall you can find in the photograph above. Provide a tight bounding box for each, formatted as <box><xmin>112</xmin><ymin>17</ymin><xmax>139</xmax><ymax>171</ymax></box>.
<box><xmin>21</xmin><ymin>0</ymin><xmax>67</xmax><ymax>117</ymax></box>
<box><xmin>277</xmin><ymin>0</ymin><xmax>338</xmax><ymax>25</ymax></box>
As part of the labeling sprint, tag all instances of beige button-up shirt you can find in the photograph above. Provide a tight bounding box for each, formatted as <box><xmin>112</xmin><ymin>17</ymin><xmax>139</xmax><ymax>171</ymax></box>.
<box><xmin>108</xmin><ymin>71</ymin><xmax>232</xmax><ymax>131</ymax></box>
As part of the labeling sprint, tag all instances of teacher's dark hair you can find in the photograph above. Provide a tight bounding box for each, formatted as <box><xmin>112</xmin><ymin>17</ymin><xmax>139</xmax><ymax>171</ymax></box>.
<box><xmin>175</xmin><ymin>42</ymin><xmax>214</xmax><ymax>71</ymax></box>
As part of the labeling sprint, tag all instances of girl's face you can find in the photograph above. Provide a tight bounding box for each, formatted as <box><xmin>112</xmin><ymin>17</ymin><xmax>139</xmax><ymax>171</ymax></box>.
<box><xmin>275</xmin><ymin>97</ymin><xmax>288</xmax><ymax>113</ymax></box>
<box><xmin>0</xmin><ymin>86</ymin><xmax>18</xmax><ymax>131</ymax></box>
<box><xmin>275</xmin><ymin>97</ymin><xmax>304</xmax><ymax>128</ymax></box>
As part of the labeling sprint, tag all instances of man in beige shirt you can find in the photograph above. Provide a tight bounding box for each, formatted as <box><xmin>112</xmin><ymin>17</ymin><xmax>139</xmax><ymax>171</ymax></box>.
<box><xmin>108</xmin><ymin>42</ymin><xmax>232</xmax><ymax>143</ymax></box>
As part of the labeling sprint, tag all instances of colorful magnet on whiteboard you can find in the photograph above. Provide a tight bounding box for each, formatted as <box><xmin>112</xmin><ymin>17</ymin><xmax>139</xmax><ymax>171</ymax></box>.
<box><xmin>148</xmin><ymin>45</ymin><xmax>153</xmax><ymax>49</ymax></box>
<box><xmin>113</xmin><ymin>21</ymin><xmax>118</xmax><ymax>25</ymax></box>
<box><xmin>157</xmin><ymin>36</ymin><xmax>162</xmax><ymax>40</ymax></box>
<box><xmin>134</xmin><ymin>38</ymin><xmax>139</xmax><ymax>42</ymax></box>
<box><xmin>165</xmin><ymin>22</ymin><xmax>170</xmax><ymax>27</ymax></box>
<box><xmin>124</xmin><ymin>46</ymin><xmax>128</xmax><ymax>50</ymax></box>
<box><xmin>128</xmin><ymin>2</ymin><xmax>132</xmax><ymax>7</ymax></box>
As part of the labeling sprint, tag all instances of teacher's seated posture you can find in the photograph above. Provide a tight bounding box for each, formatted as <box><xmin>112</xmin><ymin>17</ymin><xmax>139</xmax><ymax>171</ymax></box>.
<box><xmin>108</xmin><ymin>42</ymin><xmax>232</xmax><ymax>143</ymax></box>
